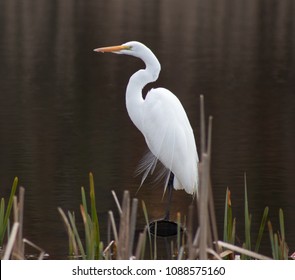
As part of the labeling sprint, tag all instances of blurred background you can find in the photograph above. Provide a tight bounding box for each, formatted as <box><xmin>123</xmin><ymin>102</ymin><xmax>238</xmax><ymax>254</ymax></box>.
<box><xmin>0</xmin><ymin>0</ymin><xmax>294</xmax><ymax>258</ymax></box>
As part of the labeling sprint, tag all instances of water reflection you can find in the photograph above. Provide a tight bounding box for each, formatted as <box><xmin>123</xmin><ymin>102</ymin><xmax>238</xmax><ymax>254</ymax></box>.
<box><xmin>0</xmin><ymin>0</ymin><xmax>294</xmax><ymax>258</ymax></box>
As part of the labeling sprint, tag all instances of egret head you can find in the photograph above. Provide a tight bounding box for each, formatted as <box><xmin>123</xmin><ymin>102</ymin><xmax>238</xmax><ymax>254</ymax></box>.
<box><xmin>94</xmin><ymin>41</ymin><xmax>161</xmax><ymax>80</ymax></box>
<box><xmin>94</xmin><ymin>41</ymin><xmax>154</xmax><ymax>59</ymax></box>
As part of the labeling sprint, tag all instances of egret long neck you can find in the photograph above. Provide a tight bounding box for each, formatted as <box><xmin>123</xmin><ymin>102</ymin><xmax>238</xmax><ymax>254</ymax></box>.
<box><xmin>125</xmin><ymin>50</ymin><xmax>161</xmax><ymax>131</ymax></box>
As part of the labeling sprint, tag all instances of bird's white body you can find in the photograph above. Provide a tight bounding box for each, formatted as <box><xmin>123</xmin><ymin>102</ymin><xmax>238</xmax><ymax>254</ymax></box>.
<box><xmin>95</xmin><ymin>41</ymin><xmax>199</xmax><ymax>195</ymax></box>
<box><xmin>138</xmin><ymin>87</ymin><xmax>198</xmax><ymax>194</ymax></box>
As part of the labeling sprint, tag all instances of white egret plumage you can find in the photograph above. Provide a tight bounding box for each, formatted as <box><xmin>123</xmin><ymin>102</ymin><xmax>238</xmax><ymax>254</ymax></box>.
<box><xmin>94</xmin><ymin>41</ymin><xmax>199</xmax><ymax>219</ymax></box>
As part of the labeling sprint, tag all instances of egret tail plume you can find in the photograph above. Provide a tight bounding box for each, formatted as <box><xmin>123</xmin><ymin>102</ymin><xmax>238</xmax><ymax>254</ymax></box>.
<box><xmin>135</xmin><ymin>151</ymin><xmax>171</xmax><ymax>195</ymax></box>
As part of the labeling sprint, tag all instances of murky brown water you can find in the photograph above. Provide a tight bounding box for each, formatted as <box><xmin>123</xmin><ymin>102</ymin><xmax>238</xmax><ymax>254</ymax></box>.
<box><xmin>0</xmin><ymin>0</ymin><xmax>294</xmax><ymax>258</ymax></box>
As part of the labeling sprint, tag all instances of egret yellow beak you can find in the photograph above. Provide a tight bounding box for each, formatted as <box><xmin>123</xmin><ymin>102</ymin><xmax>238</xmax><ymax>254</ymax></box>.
<box><xmin>93</xmin><ymin>45</ymin><xmax>130</xmax><ymax>53</ymax></box>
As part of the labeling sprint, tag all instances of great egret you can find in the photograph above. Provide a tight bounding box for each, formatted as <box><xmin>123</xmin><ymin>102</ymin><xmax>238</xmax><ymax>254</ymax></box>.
<box><xmin>94</xmin><ymin>41</ymin><xmax>199</xmax><ymax>219</ymax></box>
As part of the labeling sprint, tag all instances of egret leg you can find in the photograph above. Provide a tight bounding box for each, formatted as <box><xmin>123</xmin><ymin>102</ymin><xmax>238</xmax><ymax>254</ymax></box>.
<box><xmin>164</xmin><ymin>172</ymin><xmax>174</xmax><ymax>220</ymax></box>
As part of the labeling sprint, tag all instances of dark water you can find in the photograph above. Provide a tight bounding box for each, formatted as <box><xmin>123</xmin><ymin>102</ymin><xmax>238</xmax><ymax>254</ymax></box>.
<box><xmin>0</xmin><ymin>0</ymin><xmax>294</xmax><ymax>258</ymax></box>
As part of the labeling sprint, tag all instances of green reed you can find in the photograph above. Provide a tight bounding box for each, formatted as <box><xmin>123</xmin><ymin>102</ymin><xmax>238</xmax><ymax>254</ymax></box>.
<box><xmin>0</xmin><ymin>177</ymin><xmax>18</xmax><ymax>247</ymax></box>
<box><xmin>58</xmin><ymin>172</ymin><xmax>103</xmax><ymax>259</ymax></box>
<box><xmin>268</xmin><ymin>208</ymin><xmax>289</xmax><ymax>259</ymax></box>
<box><xmin>222</xmin><ymin>176</ymin><xmax>290</xmax><ymax>260</ymax></box>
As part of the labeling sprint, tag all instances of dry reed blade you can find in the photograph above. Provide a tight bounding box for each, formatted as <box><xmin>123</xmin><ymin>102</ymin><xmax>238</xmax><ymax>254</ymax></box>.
<box><xmin>197</xmin><ymin>95</ymin><xmax>218</xmax><ymax>259</ymax></box>
<box><xmin>223</xmin><ymin>188</ymin><xmax>230</xmax><ymax>243</ymax></box>
<box><xmin>200</xmin><ymin>94</ymin><xmax>206</xmax><ymax>158</ymax></box>
<box><xmin>110</xmin><ymin>191</ymin><xmax>139</xmax><ymax>259</ymax></box>
<box><xmin>67</xmin><ymin>211</ymin><xmax>86</xmax><ymax>258</ymax></box>
<box><xmin>2</xmin><ymin>222</ymin><xmax>19</xmax><ymax>260</ymax></box>
<box><xmin>279</xmin><ymin>209</ymin><xmax>289</xmax><ymax>259</ymax></box>
<box><xmin>244</xmin><ymin>173</ymin><xmax>251</xmax><ymax>254</ymax></box>
<box><xmin>128</xmin><ymin>198</ymin><xmax>138</xmax><ymax>257</ymax></box>
<box><xmin>142</xmin><ymin>200</ymin><xmax>153</xmax><ymax>258</ymax></box>
<box><xmin>117</xmin><ymin>191</ymin><xmax>130</xmax><ymax>259</ymax></box>
<box><xmin>111</xmin><ymin>190</ymin><xmax>122</xmax><ymax>215</ymax></box>
<box><xmin>198</xmin><ymin>153</ymin><xmax>210</xmax><ymax>259</ymax></box>
<box><xmin>153</xmin><ymin>221</ymin><xmax>157</xmax><ymax>260</ymax></box>
<box><xmin>58</xmin><ymin>207</ymin><xmax>79</xmax><ymax>257</ymax></box>
<box><xmin>23</xmin><ymin>238</ymin><xmax>46</xmax><ymax>260</ymax></box>
<box><xmin>206</xmin><ymin>116</ymin><xmax>213</xmax><ymax>158</ymax></box>
<box><xmin>198</xmin><ymin>94</ymin><xmax>208</xmax><ymax>259</ymax></box>
<box><xmin>279</xmin><ymin>208</ymin><xmax>285</xmax><ymax>241</ymax></box>
<box><xmin>135</xmin><ymin>229</ymin><xmax>147</xmax><ymax>259</ymax></box>
<box><xmin>176</xmin><ymin>212</ymin><xmax>181</xmax><ymax>253</ymax></box>
<box><xmin>187</xmin><ymin>204</ymin><xmax>195</xmax><ymax>259</ymax></box>
<box><xmin>206</xmin><ymin>248</ymin><xmax>222</xmax><ymax>260</ymax></box>
<box><xmin>89</xmin><ymin>172</ymin><xmax>100</xmax><ymax>258</ymax></box>
<box><xmin>13</xmin><ymin>187</ymin><xmax>25</xmax><ymax>259</ymax></box>
<box><xmin>178</xmin><ymin>245</ymin><xmax>185</xmax><ymax>259</ymax></box>
<box><xmin>206</xmin><ymin>116</ymin><xmax>219</xmax><ymax>254</ymax></box>
<box><xmin>108</xmin><ymin>210</ymin><xmax>118</xmax><ymax>244</ymax></box>
<box><xmin>217</xmin><ymin>240</ymin><xmax>271</xmax><ymax>260</ymax></box>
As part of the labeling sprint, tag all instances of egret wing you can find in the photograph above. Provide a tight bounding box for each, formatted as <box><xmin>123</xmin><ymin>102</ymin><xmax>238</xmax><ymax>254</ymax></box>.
<box><xmin>138</xmin><ymin>87</ymin><xmax>198</xmax><ymax>194</ymax></box>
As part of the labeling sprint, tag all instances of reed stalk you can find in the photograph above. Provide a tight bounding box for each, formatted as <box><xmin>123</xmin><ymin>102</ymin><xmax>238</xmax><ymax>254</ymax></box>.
<box><xmin>2</xmin><ymin>186</ymin><xmax>44</xmax><ymax>260</ymax></box>
<box><xmin>194</xmin><ymin>95</ymin><xmax>218</xmax><ymax>259</ymax></box>
<box><xmin>268</xmin><ymin>208</ymin><xmax>289</xmax><ymax>259</ymax></box>
<box><xmin>0</xmin><ymin>177</ymin><xmax>18</xmax><ymax>247</ymax></box>
<box><xmin>58</xmin><ymin>172</ymin><xmax>103</xmax><ymax>259</ymax></box>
